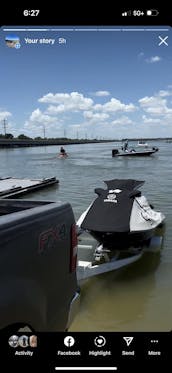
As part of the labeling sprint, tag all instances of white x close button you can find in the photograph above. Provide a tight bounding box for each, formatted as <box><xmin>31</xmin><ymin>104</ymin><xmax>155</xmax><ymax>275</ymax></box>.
<box><xmin>158</xmin><ymin>36</ymin><xmax>168</xmax><ymax>46</ymax></box>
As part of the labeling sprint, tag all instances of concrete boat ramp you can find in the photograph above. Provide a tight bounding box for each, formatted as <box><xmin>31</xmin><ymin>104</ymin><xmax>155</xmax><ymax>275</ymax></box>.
<box><xmin>0</xmin><ymin>177</ymin><xmax>58</xmax><ymax>198</ymax></box>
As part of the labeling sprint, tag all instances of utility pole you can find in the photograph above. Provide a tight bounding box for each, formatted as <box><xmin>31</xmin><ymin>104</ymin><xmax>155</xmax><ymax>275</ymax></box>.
<box><xmin>43</xmin><ymin>124</ymin><xmax>45</xmax><ymax>139</ymax></box>
<box><xmin>3</xmin><ymin>118</ymin><xmax>7</xmax><ymax>136</ymax></box>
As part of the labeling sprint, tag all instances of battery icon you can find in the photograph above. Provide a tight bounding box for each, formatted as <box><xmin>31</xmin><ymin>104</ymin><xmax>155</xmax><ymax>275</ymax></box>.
<box><xmin>146</xmin><ymin>9</ymin><xmax>159</xmax><ymax>16</ymax></box>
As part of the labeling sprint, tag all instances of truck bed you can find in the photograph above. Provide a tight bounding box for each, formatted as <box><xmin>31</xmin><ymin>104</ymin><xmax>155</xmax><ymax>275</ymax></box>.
<box><xmin>0</xmin><ymin>199</ymin><xmax>80</xmax><ymax>331</ymax></box>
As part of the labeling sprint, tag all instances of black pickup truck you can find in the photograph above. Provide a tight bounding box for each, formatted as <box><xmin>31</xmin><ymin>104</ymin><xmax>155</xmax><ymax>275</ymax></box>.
<box><xmin>0</xmin><ymin>199</ymin><xmax>80</xmax><ymax>332</ymax></box>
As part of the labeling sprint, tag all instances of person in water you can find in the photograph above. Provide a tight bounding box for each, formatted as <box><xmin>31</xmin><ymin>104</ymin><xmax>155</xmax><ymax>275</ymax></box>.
<box><xmin>59</xmin><ymin>146</ymin><xmax>68</xmax><ymax>157</ymax></box>
<box><xmin>60</xmin><ymin>146</ymin><xmax>66</xmax><ymax>154</ymax></box>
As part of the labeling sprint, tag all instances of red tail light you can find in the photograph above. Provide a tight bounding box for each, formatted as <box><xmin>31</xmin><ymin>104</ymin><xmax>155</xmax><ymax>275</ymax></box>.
<box><xmin>70</xmin><ymin>224</ymin><xmax>78</xmax><ymax>272</ymax></box>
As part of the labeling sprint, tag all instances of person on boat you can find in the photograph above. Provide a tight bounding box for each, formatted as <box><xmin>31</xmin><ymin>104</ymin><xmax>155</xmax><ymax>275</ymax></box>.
<box><xmin>123</xmin><ymin>140</ymin><xmax>128</xmax><ymax>151</ymax></box>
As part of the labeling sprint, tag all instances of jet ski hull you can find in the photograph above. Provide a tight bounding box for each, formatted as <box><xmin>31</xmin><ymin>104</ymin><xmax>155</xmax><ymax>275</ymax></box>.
<box><xmin>58</xmin><ymin>153</ymin><xmax>68</xmax><ymax>158</ymax></box>
<box><xmin>88</xmin><ymin>229</ymin><xmax>155</xmax><ymax>251</ymax></box>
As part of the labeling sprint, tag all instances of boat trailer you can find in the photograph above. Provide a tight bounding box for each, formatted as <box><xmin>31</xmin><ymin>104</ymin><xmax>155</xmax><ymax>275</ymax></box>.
<box><xmin>76</xmin><ymin>233</ymin><xmax>163</xmax><ymax>282</ymax></box>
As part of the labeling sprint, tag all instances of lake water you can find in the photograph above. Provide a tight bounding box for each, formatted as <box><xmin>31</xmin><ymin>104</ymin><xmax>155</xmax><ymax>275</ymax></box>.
<box><xmin>0</xmin><ymin>141</ymin><xmax>171</xmax><ymax>332</ymax></box>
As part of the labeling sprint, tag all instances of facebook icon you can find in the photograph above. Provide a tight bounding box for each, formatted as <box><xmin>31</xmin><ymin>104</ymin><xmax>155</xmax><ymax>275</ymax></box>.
<box><xmin>64</xmin><ymin>336</ymin><xmax>75</xmax><ymax>347</ymax></box>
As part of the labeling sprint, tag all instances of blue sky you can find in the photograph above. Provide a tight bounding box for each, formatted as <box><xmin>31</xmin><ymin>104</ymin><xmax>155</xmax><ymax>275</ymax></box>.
<box><xmin>0</xmin><ymin>26</ymin><xmax>172</xmax><ymax>139</ymax></box>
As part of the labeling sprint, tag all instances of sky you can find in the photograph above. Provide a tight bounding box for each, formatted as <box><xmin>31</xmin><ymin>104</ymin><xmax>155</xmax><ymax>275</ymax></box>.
<box><xmin>0</xmin><ymin>26</ymin><xmax>172</xmax><ymax>139</ymax></box>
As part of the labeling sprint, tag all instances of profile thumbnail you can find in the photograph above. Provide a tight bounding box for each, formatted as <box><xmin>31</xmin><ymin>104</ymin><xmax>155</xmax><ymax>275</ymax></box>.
<box><xmin>8</xmin><ymin>335</ymin><xmax>19</xmax><ymax>348</ymax></box>
<box><xmin>18</xmin><ymin>335</ymin><xmax>29</xmax><ymax>348</ymax></box>
<box><xmin>5</xmin><ymin>35</ymin><xmax>21</xmax><ymax>49</ymax></box>
<box><xmin>29</xmin><ymin>335</ymin><xmax>37</xmax><ymax>348</ymax></box>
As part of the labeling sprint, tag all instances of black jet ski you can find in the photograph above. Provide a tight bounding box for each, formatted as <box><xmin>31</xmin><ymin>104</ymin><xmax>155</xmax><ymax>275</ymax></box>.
<box><xmin>77</xmin><ymin>179</ymin><xmax>165</xmax><ymax>252</ymax></box>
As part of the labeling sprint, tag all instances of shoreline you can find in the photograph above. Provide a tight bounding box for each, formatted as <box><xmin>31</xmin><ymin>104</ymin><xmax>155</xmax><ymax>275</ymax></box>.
<box><xmin>0</xmin><ymin>137</ymin><xmax>171</xmax><ymax>148</ymax></box>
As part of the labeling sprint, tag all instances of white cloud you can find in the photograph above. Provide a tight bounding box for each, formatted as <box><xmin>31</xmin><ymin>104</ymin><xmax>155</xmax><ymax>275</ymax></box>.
<box><xmin>94</xmin><ymin>90</ymin><xmax>110</xmax><ymax>97</ymax></box>
<box><xmin>94</xmin><ymin>98</ymin><xmax>136</xmax><ymax>113</ymax></box>
<box><xmin>29</xmin><ymin>108</ymin><xmax>57</xmax><ymax>124</ymax></box>
<box><xmin>111</xmin><ymin>116</ymin><xmax>133</xmax><ymax>125</ymax></box>
<box><xmin>0</xmin><ymin>111</ymin><xmax>12</xmax><ymax>120</ymax></box>
<box><xmin>39</xmin><ymin>92</ymin><xmax>136</xmax><ymax>116</ymax></box>
<box><xmin>24</xmin><ymin>108</ymin><xmax>62</xmax><ymax>137</ymax></box>
<box><xmin>20</xmin><ymin>88</ymin><xmax>172</xmax><ymax>139</ymax></box>
<box><xmin>46</xmin><ymin>105</ymin><xmax>67</xmax><ymax>114</ymax></box>
<box><xmin>139</xmin><ymin>91</ymin><xmax>172</xmax><ymax>133</ymax></box>
<box><xmin>142</xmin><ymin>115</ymin><xmax>162</xmax><ymax>124</ymax></box>
<box><xmin>158</xmin><ymin>90</ymin><xmax>172</xmax><ymax>97</ymax></box>
<box><xmin>146</xmin><ymin>56</ymin><xmax>161</xmax><ymax>63</ymax></box>
<box><xmin>139</xmin><ymin>95</ymin><xmax>172</xmax><ymax>115</ymax></box>
<box><xmin>39</xmin><ymin>92</ymin><xmax>93</xmax><ymax>112</ymax></box>
<box><xmin>83</xmin><ymin>111</ymin><xmax>109</xmax><ymax>121</ymax></box>
<box><xmin>93</xmin><ymin>104</ymin><xmax>103</xmax><ymax>111</ymax></box>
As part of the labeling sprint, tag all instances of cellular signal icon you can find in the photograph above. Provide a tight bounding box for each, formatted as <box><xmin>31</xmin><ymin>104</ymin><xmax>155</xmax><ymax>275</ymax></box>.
<box><xmin>122</xmin><ymin>10</ymin><xmax>131</xmax><ymax>16</ymax></box>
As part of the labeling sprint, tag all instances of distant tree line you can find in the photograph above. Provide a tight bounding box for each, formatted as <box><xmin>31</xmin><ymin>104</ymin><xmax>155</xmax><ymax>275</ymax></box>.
<box><xmin>0</xmin><ymin>133</ymin><xmax>69</xmax><ymax>140</ymax></box>
<box><xmin>0</xmin><ymin>133</ymin><xmax>32</xmax><ymax>139</ymax></box>
<box><xmin>0</xmin><ymin>134</ymin><xmax>171</xmax><ymax>142</ymax></box>
<box><xmin>0</xmin><ymin>134</ymin><xmax>106</xmax><ymax>142</ymax></box>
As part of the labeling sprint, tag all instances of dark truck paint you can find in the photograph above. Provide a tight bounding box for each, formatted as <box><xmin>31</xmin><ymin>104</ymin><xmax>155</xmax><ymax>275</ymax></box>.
<box><xmin>0</xmin><ymin>199</ymin><xmax>80</xmax><ymax>331</ymax></box>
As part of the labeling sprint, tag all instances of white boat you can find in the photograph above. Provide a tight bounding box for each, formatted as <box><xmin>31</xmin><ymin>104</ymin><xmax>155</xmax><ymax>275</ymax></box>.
<box><xmin>137</xmin><ymin>140</ymin><xmax>148</xmax><ymax>147</ymax></box>
<box><xmin>112</xmin><ymin>147</ymin><xmax>158</xmax><ymax>157</ymax></box>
